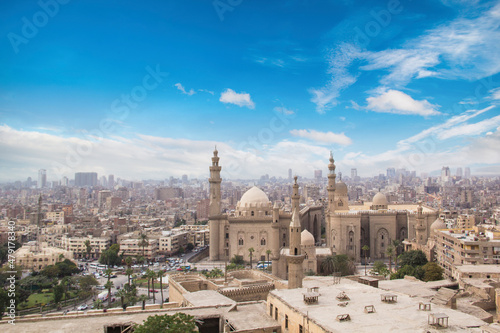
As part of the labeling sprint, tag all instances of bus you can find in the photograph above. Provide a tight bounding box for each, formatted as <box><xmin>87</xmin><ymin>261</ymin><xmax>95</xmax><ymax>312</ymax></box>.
<box><xmin>257</xmin><ymin>261</ymin><xmax>271</xmax><ymax>269</ymax></box>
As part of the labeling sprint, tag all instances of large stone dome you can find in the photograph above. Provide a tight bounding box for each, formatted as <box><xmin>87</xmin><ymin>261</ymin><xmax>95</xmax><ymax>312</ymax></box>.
<box><xmin>372</xmin><ymin>192</ymin><xmax>388</xmax><ymax>206</ymax></box>
<box><xmin>430</xmin><ymin>217</ymin><xmax>447</xmax><ymax>233</ymax></box>
<box><xmin>239</xmin><ymin>186</ymin><xmax>270</xmax><ymax>207</ymax></box>
<box><xmin>301</xmin><ymin>229</ymin><xmax>315</xmax><ymax>246</ymax></box>
<box><xmin>236</xmin><ymin>186</ymin><xmax>272</xmax><ymax>217</ymax></box>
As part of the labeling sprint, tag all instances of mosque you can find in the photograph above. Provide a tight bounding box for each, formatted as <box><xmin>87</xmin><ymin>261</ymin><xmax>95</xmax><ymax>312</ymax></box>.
<box><xmin>208</xmin><ymin>149</ymin><xmax>438</xmax><ymax>281</ymax></box>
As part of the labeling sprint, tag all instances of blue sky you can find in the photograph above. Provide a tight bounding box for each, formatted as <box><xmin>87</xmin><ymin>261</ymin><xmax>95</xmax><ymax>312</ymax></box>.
<box><xmin>1</xmin><ymin>0</ymin><xmax>500</xmax><ymax>182</ymax></box>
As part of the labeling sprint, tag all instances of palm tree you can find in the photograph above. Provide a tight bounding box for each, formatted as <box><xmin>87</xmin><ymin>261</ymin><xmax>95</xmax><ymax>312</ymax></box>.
<box><xmin>391</xmin><ymin>239</ymin><xmax>402</xmax><ymax>270</ymax></box>
<box><xmin>321</xmin><ymin>255</ymin><xmax>336</xmax><ymax>275</ymax></box>
<box><xmin>147</xmin><ymin>270</ymin><xmax>157</xmax><ymax>304</ymax></box>
<box><xmin>386</xmin><ymin>245</ymin><xmax>395</xmax><ymax>272</ymax></box>
<box><xmin>157</xmin><ymin>270</ymin><xmax>164</xmax><ymax>307</ymax></box>
<box><xmin>362</xmin><ymin>245</ymin><xmax>370</xmax><ymax>276</ymax></box>
<box><xmin>104</xmin><ymin>280</ymin><xmax>114</xmax><ymax>307</ymax></box>
<box><xmin>125</xmin><ymin>267</ymin><xmax>134</xmax><ymax>286</ymax></box>
<box><xmin>116</xmin><ymin>289</ymin><xmax>127</xmax><ymax>311</ymax></box>
<box><xmin>248</xmin><ymin>247</ymin><xmax>255</xmax><ymax>269</ymax></box>
<box><xmin>84</xmin><ymin>240</ymin><xmax>92</xmax><ymax>260</ymax></box>
<box><xmin>137</xmin><ymin>294</ymin><xmax>148</xmax><ymax>310</ymax></box>
<box><xmin>138</xmin><ymin>233</ymin><xmax>149</xmax><ymax>268</ymax></box>
<box><xmin>266</xmin><ymin>249</ymin><xmax>272</xmax><ymax>266</ymax></box>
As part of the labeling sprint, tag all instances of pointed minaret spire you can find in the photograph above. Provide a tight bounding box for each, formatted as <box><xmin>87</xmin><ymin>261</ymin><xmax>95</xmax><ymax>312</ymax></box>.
<box><xmin>327</xmin><ymin>152</ymin><xmax>337</xmax><ymax>214</ymax></box>
<box><xmin>287</xmin><ymin>177</ymin><xmax>304</xmax><ymax>289</ymax></box>
<box><xmin>209</xmin><ymin>149</ymin><xmax>222</xmax><ymax>261</ymax></box>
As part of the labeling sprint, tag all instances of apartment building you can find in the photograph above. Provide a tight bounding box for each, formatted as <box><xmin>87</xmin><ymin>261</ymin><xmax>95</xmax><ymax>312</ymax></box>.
<box><xmin>46</xmin><ymin>211</ymin><xmax>65</xmax><ymax>224</ymax></box>
<box><xmin>159</xmin><ymin>231</ymin><xmax>189</xmax><ymax>255</ymax></box>
<box><xmin>58</xmin><ymin>235</ymin><xmax>111</xmax><ymax>259</ymax></box>
<box><xmin>435</xmin><ymin>227</ymin><xmax>500</xmax><ymax>279</ymax></box>
<box><xmin>120</xmin><ymin>238</ymin><xmax>159</xmax><ymax>259</ymax></box>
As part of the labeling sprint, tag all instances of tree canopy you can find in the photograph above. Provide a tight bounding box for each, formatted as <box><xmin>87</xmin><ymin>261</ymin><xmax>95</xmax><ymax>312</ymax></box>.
<box><xmin>398</xmin><ymin>250</ymin><xmax>428</xmax><ymax>267</ymax></box>
<box><xmin>133</xmin><ymin>313</ymin><xmax>198</xmax><ymax>333</ymax></box>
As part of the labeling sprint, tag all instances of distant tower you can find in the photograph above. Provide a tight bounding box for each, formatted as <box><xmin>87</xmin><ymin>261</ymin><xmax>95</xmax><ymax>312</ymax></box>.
<box><xmin>108</xmin><ymin>175</ymin><xmax>115</xmax><ymax>189</ymax></box>
<box><xmin>209</xmin><ymin>147</ymin><xmax>222</xmax><ymax>261</ymax></box>
<box><xmin>327</xmin><ymin>152</ymin><xmax>336</xmax><ymax>215</ymax></box>
<box><xmin>38</xmin><ymin>169</ymin><xmax>47</xmax><ymax>188</ymax></box>
<box><xmin>351</xmin><ymin>168</ymin><xmax>357</xmax><ymax>179</ymax></box>
<box><xmin>287</xmin><ymin>197</ymin><xmax>305</xmax><ymax>289</ymax></box>
<box><xmin>456</xmin><ymin>167</ymin><xmax>463</xmax><ymax>178</ymax></box>
<box><xmin>464</xmin><ymin>167</ymin><xmax>471</xmax><ymax>179</ymax></box>
<box><xmin>271</xmin><ymin>201</ymin><xmax>280</xmax><ymax>276</ymax></box>
<box><xmin>288</xmin><ymin>168</ymin><xmax>292</xmax><ymax>181</ymax></box>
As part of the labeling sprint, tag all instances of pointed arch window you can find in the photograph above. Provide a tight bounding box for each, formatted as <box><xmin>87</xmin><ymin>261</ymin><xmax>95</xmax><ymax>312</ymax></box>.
<box><xmin>261</xmin><ymin>238</ymin><xmax>266</xmax><ymax>246</ymax></box>
<box><xmin>238</xmin><ymin>238</ymin><xmax>244</xmax><ymax>246</ymax></box>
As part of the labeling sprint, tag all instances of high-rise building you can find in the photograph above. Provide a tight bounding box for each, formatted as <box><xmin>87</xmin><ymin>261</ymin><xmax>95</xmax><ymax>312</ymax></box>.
<box><xmin>441</xmin><ymin>166</ymin><xmax>450</xmax><ymax>183</ymax></box>
<box><xmin>314</xmin><ymin>170</ymin><xmax>322</xmax><ymax>181</ymax></box>
<box><xmin>108</xmin><ymin>174</ymin><xmax>114</xmax><ymax>189</ymax></box>
<box><xmin>456</xmin><ymin>167</ymin><xmax>463</xmax><ymax>178</ymax></box>
<box><xmin>74</xmin><ymin>172</ymin><xmax>98</xmax><ymax>187</ymax></box>
<box><xmin>288</xmin><ymin>169</ymin><xmax>292</xmax><ymax>181</ymax></box>
<box><xmin>464</xmin><ymin>167</ymin><xmax>471</xmax><ymax>179</ymax></box>
<box><xmin>351</xmin><ymin>168</ymin><xmax>357</xmax><ymax>179</ymax></box>
<box><xmin>386</xmin><ymin>168</ymin><xmax>396</xmax><ymax>179</ymax></box>
<box><xmin>38</xmin><ymin>169</ymin><xmax>47</xmax><ymax>188</ymax></box>
<box><xmin>100</xmin><ymin>176</ymin><xmax>107</xmax><ymax>187</ymax></box>
<box><xmin>182</xmin><ymin>174</ymin><xmax>188</xmax><ymax>183</ymax></box>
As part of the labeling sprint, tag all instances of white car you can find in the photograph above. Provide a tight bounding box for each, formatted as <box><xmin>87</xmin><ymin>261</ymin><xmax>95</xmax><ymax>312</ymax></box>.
<box><xmin>77</xmin><ymin>304</ymin><xmax>88</xmax><ymax>311</ymax></box>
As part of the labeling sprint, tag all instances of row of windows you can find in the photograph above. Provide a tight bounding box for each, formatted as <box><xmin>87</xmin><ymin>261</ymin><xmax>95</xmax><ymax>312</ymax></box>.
<box><xmin>269</xmin><ymin>303</ymin><xmax>302</xmax><ymax>332</ymax></box>
<box><xmin>238</xmin><ymin>238</ymin><xmax>267</xmax><ymax>246</ymax></box>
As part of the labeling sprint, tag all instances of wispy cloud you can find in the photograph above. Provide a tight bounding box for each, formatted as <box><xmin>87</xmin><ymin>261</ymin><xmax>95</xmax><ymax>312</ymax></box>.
<box><xmin>175</xmin><ymin>83</ymin><xmax>196</xmax><ymax>96</ymax></box>
<box><xmin>489</xmin><ymin>88</ymin><xmax>500</xmax><ymax>100</ymax></box>
<box><xmin>274</xmin><ymin>106</ymin><xmax>295</xmax><ymax>115</ymax></box>
<box><xmin>289</xmin><ymin>129</ymin><xmax>352</xmax><ymax>145</ymax></box>
<box><xmin>219</xmin><ymin>89</ymin><xmax>255</xmax><ymax>109</ymax></box>
<box><xmin>366</xmin><ymin>89</ymin><xmax>440</xmax><ymax>116</ymax></box>
<box><xmin>309</xmin><ymin>43</ymin><xmax>361</xmax><ymax>113</ymax></box>
<box><xmin>437</xmin><ymin>114</ymin><xmax>500</xmax><ymax>140</ymax></box>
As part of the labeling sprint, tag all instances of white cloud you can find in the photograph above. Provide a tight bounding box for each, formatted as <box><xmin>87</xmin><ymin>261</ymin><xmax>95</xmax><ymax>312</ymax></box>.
<box><xmin>198</xmin><ymin>89</ymin><xmax>215</xmax><ymax>95</ymax></box>
<box><xmin>289</xmin><ymin>129</ymin><xmax>352</xmax><ymax>145</ymax></box>
<box><xmin>309</xmin><ymin>43</ymin><xmax>361</xmax><ymax>113</ymax></box>
<box><xmin>490</xmin><ymin>88</ymin><xmax>500</xmax><ymax>100</ymax></box>
<box><xmin>366</xmin><ymin>89</ymin><xmax>440</xmax><ymax>116</ymax></box>
<box><xmin>175</xmin><ymin>83</ymin><xmax>195</xmax><ymax>96</ymax></box>
<box><xmin>219</xmin><ymin>89</ymin><xmax>255</xmax><ymax>109</ymax></box>
<box><xmin>274</xmin><ymin>106</ymin><xmax>295</xmax><ymax>115</ymax></box>
<box><xmin>437</xmin><ymin>114</ymin><xmax>500</xmax><ymax>140</ymax></box>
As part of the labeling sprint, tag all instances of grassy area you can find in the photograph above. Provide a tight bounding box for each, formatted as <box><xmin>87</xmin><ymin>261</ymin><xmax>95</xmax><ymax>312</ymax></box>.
<box><xmin>133</xmin><ymin>278</ymin><xmax>166</xmax><ymax>289</ymax></box>
<box><xmin>19</xmin><ymin>291</ymin><xmax>78</xmax><ymax>309</ymax></box>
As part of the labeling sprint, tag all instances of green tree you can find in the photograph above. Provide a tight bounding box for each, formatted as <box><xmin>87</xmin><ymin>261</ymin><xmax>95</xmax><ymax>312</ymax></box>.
<box><xmin>53</xmin><ymin>284</ymin><xmax>64</xmax><ymax>306</ymax></box>
<box><xmin>137</xmin><ymin>294</ymin><xmax>148</xmax><ymax>310</ymax></box>
<box><xmin>134</xmin><ymin>313</ymin><xmax>198</xmax><ymax>333</ymax></box>
<box><xmin>362</xmin><ymin>245</ymin><xmax>370</xmax><ymax>275</ymax></box>
<box><xmin>158</xmin><ymin>270</ymin><xmax>165</xmax><ymax>307</ymax></box>
<box><xmin>84</xmin><ymin>239</ymin><xmax>92</xmax><ymax>260</ymax></box>
<box><xmin>248</xmin><ymin>247</ymin><xmax>255</xmax><ymax>268</ymax></box>
<box><xmin>266</xmin><ymin>249</ymin><xmax>272</xmax><ymax>264</ymax></box>
<box><xmin>391</xmin><ymin>265</ymin><xmax>425</xmax><ymax>280</ymax></box>
<box><xmin>0</xmin><ymin>289</ymin><xmax>8</xmax><ymax>320</ymax></box>
<box><xmin>422</xmin><ymin>262</ymin><xmax>444</xmax><ymax>282</ymax></box>
<box><xmin>398</xmin><ymin>250</ymin><xmax>428</xmax><ymax>267</ymax></box>
<box><xmin>186</xmin><ymin>243</ymin><xmax>194</xmax><ymax>252</ymax></box>
<box><xmin>230</xmin><ymin>255</ymin><xmax>244</xmax><ymax>265</ymax></box>
<box><xmin>147</xmin><ymin>270</ymin><xmax>157</xmax><ymax>304</ymax></box>
<box><xmin>104</xmin><ymin>280</ymin><xmax>114</xmax><ymax>307</ymax></box>
<box><xmin>371</xmin><ymin>261</ymin><xmax>389</xmax><ymax>277</ymax></box>
<box><xmin>391</xmin><ymin>239</ymin><xmax>402</xmax><ymax>270</ymax></box>
<box><xmin>386</xmin><ymin>245</ymin><xmax>395</xmax><ymax>272</ymax></box>
<box><xmin>138</xmin><ymin>233</ymin><xmax>149</xmax><ymax>267</ymax></box>
<box><xmin>321</xmin><ymin>254</ymin><xmax>356</xmax><ymax>276</ymax></box>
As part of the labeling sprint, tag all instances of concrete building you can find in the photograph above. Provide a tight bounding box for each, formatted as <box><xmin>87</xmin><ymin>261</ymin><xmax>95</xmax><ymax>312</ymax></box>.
<box><xmin>159</xmin><ymin>231</ymin><xmax>189</xmax><ymax>255</ymax></box>
<box><xmin>435</xmin><ymin>227</ymin><xmax>500</xmax><ymax>278</ymax></box>
<box><xmin>155</xmin><ymin>187</ymin><xmax>183</xmax><ymax>200</ymax></box>
<box><xmin>120</xmin><ymin>238</ymin><xmax>158</xmax><ymax>259</ymax></box>
<box><xmin>45</xmin><ymin>211</ymin><xmax>64</xmax><ymax>224</ymax></box>
<box><xmin>58</xmin><ymin>235</ymin><xmax>111</xmax><ymax>259</ymax></box>
<box><xmin>74</xmin><ymin>172</ymin><xmax>98</xmax><ymax>187</ymax></box>
<box><xmin>14</xmin><ymin>242</ymin><xmax>73</xmax><ymax>271</ymax></box>
<box><xmin>38</xmin><ymin>169</ymin><xmax>47</xmax><ymax>188</ymax></box>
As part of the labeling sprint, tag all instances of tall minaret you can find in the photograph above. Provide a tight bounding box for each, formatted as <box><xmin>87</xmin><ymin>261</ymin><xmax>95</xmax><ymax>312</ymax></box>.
<box><xmin>415</xmin><ymin>201</ymin><xmax>426</xmax><ymax>246</ymax></box>
<box><xmin>327</xmin><ymin>151</ymin><xmax>336</xmax><ymax>214</ymax></box>
<box><xmin>291</xmin><ymin>175</ymin><xmax>300</xmax><ymax>213</ymax></box>
<box><xmin>209</xmin><ymin>147</ymin><xmax>222</xmax><ymax>261</ymax></box>
<box><xmin>287</xmin><ymin>185</ymin><xmax>305</xmax><ymax>289</ymax></box>
<box><xmin>271</xmin><ymin>201</ymin><xmax>280</xmax><ymax>277</ymax></box>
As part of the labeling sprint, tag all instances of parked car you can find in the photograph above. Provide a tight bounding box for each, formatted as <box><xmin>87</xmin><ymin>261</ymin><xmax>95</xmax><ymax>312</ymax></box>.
<box><xmin>149</xmin><ymin>289</ymin><xmax>159</xmax><ymax>293</ymax></box>
<box><xmin>77</xmin><ymin>304</ymin><xmax>88</xmax><ymax>311</ymax></box>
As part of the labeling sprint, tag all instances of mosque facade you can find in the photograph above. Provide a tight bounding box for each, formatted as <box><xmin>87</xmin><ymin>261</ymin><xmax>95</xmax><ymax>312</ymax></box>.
<box><xmin>208</xmin><ymin>149</ymin><xmax>438</xmax><ymax>280</ymax></box>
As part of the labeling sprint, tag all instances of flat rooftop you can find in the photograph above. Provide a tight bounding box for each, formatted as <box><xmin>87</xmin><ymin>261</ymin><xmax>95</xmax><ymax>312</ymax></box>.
<box><xmin>269</xmin><ymin>276</ymin><xmax>485</xmax><ymax>332</ymax></box>
<box><xmin>455</xmin><ymin>264</ymin><xmax>500</xmax><ymax>274</ymax></box>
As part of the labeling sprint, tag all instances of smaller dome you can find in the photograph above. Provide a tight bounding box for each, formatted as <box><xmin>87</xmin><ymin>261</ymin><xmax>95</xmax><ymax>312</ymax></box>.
<box><xmin>336</xmin><ymin>181</ymin><xmax>348</xmax><ymax>195</ymax></box>
<box><xmin>431</xmin><ymin>217</ymin><xmax>447</xmax><ymax>232</ymax></box>
<box><xmin>301</xmin><ymin>229</ymin><xmax>315</xmax><ymax>246</ymax></box>
<box><xmin>372</xmin><ymin>192</ymin><xmax>388</xmax><ymax>206</ymax></box>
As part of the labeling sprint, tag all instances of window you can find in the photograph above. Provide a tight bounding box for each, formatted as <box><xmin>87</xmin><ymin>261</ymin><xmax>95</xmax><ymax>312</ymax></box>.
<box><xmin>239</xmin><ymin>238</ymin><xmax>244</xmax><ymax>246</ymax></box>
<box><xmin>261</xmin><ymin>238</ymin><xmax>266</xmax><ymax>246</ymax></box>
<box><xmin>270</xmin><ymin>304</ymin><xmax>273</xmax><ymax>316</ymax></box>
<box><xmin>299</xmin><ymin>324</ymin><xmax>303</xmax><ymax>333</ymax></box>
<box><xmin>275</xmin><ymin>307</ymin><xmax>278</xmax><ymax>320</ymax></box>
<box><xmin>251</xmin><ymin>211</ymin><xmax>254</xmax><ymax>216</ymax></box>
<box><xmin>294</xmin><ymin>248</ymin><xmax>298</xmax><ymax>255</ymax></box>
<box><xmin>225</xmin><ymin>233</ymin><xmax>229</xmax><ymax>239</ymax></box>
<box><xmin>285</xmin><ymin>315</ymin><xmax>288</xmax><ymax>329</ymax></box>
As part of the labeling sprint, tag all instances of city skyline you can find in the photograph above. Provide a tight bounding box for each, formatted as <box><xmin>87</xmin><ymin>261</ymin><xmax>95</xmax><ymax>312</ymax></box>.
<box><xmin>1</xmin><ymin>0</ymin><xmax>500</xmax><ymax>182</ymax></box>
